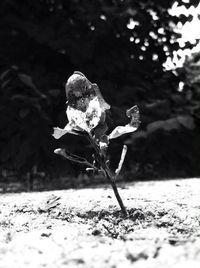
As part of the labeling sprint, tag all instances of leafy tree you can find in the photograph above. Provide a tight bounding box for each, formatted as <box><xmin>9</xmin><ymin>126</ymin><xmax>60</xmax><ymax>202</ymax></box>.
<box><xmin>180</xmin><ymin>52</ymin><xmax>200</xmax><ymax>120</ymax></box>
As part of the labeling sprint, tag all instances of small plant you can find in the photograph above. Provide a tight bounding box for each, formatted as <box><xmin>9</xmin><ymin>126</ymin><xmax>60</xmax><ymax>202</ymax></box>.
<box><xmin>53</xmin><ymin>72</ymin><xmax>140</xmax><ymax>216</ymax></box>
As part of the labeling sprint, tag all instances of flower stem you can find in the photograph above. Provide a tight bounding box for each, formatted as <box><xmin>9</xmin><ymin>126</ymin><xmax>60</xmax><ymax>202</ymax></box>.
<box><xmin>88</xmin><ymin>135</ymin><xmax>128</xmax><ymax>217</ymax></box>
<box><xmin>104</xmin><ymin>165</ymin><xmax>128</xmax><ymax>217</ymax></box>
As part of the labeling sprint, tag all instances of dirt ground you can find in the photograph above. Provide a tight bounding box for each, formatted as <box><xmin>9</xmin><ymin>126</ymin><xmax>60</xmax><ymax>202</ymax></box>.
<box><xmin>0</xmin><ymin>178</ymin><xmax>200</xmax><ymax>268</ymax></box>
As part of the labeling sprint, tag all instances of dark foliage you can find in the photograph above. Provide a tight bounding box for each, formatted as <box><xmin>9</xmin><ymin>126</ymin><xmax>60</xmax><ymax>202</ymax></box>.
<box><xmin>0</xmin><ymin>0</ymin><xmax>199</xmax><ymax>186</ymax></box>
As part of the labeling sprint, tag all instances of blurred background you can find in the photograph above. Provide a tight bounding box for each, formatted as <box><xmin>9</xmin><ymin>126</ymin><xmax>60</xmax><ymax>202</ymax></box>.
<box><xmin>0</xmin><ymin>0</ymin><xmax>200</xmax><ymax>192</ymax></box>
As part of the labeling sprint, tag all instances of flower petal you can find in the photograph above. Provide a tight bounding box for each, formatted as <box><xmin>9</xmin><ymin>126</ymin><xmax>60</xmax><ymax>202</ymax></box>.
<box><xmin>126</xmin><ymin>105</ymin><xmax>140</xmax><ymax>128</ymax></box>
<box><xmin>92</xmin><ymin>83</ymin><xmax>110</xmax><ymax>111</ymax></box>
<box><xmin>52</xmin><ymin>124</ymin><xmax>80</xmax><ymax>139</ymax></box>
<box><xmin>67</xmin><ymin>96</ymin><xmax>102</xmax><ymax>132</ymax></box>
<box><xmin>108</xmin><ymin>125</ymin><xmax>138</xmax><ymax>139</ymax></box>
<box><xmin>108</xmin><ymin>105</ymin><xmax>140</xmax><ymax>140</ymax></box>
<box><xmin>65</xmin><ymin>72</ymin><xmax>110</xmax><ymax>133</ymax></box>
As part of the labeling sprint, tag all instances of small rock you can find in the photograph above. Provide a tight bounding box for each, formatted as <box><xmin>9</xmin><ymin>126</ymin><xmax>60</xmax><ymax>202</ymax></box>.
<box><xmin>41</xmin><ymin>232</ymin><xmax>52</xmax><ymax>237</ymax></box>
<box><xmin>92</xmin><ymin>229</ymin><xmax>101</xmax><ymax>236</ymax></box>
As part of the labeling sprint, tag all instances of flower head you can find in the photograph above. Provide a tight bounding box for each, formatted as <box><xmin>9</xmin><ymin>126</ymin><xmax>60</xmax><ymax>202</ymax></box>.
<box><xmin>52</xmin><ymin>72</ymin><xmax>140</xmax><ymax>141</ymax></box>
<box><xmin>66</xmin><ymin>72</ymin><xmax>110</xmax><ymax>131</ymax></box>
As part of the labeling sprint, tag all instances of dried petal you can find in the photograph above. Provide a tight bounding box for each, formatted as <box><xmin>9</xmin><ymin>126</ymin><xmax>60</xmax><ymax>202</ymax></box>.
<box><xmin>108</xmin><ymin>105</ymin><xmax>140</xmax><ymax>140</ymax></box>
<box><xmin>126</xmin><ymin>105</ymin><xmax>140</xmax><ymax>128</ymax></box>
<box><xmin>67</xmin><ymin>96</ymin><xmax>102</xmax><ymax>132</ymax></box>
<box><xmin>65</xmin><ymin>72</ymin><xmax>110</xmax><ymax>133</ymax></box>
<box><xmin>52</xmin><ymin>124</ymin><xmax>82</xmax><ymax>139</ymax></box>
<box><xmin>92</xmin><ymin>83</ymin><xmax>110</xmax><ymax>111</ymax></box>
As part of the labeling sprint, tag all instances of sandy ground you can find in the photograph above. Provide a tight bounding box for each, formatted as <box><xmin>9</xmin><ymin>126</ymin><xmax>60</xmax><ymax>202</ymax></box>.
<box><xmin>0</xmin><ymin>178</ymin><xmax>200</xmax><ymax>268</ymax></box>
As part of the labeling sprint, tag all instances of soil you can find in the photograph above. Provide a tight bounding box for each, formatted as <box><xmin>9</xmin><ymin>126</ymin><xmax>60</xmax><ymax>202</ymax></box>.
<box><xmin>0</xmin><ymin>178</ymin><xmax>200</xmax><ymax>268</ymax></box>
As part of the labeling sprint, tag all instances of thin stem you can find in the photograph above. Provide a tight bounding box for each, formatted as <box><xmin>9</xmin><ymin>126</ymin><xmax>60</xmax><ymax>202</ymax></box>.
<box><xmin>54</xmin><ymin>148</ymin><xmax>98</xmax><ymax>171</ymax></box>
<box><xmin>104</xmin><ymin>165</ymin><xmax>128</xmax><ymax>217</ymax></box>
<box><xmin>115</xmin><ymin>145</ymin><xmax>127</xmax><ymax>177</ymax></box>
<box><xmin>88</xmin><ymin>135</ymin><xmax>128</xmax><ymax>217</ymax></box>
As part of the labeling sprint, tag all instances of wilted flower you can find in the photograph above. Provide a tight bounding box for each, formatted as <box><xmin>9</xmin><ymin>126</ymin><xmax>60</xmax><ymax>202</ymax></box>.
<box><xmin>52</xmin><ymin>71</ymin><xmax>141</xmax><ymax>216</ymax></box>
<box><xmin>53</xmin><ymin>71</ymin><xmax>140</xmax><ymax>144</ymax></box>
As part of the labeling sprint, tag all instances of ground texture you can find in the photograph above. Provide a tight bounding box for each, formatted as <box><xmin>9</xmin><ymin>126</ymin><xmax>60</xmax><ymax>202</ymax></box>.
<box><xmin>0</xmin><ymin>178</ymin><xmax>200</xmax><ymax>268</ymax></box>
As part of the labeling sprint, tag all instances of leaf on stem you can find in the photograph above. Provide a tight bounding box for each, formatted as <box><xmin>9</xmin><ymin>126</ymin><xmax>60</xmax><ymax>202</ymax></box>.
<box><xmin>54</xmin><ymin>148</ymin><xmax>98</xmax><ymax>171</ymax></box>
<box><xmin>52</xmin><ymin>124</ymin><xmax>83</xmax><ymax>139</ymax></box>
<box><xmin>108</xmin><ymin>105</ymin><xmax>140</xmax><ymax>140</ymax></box>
